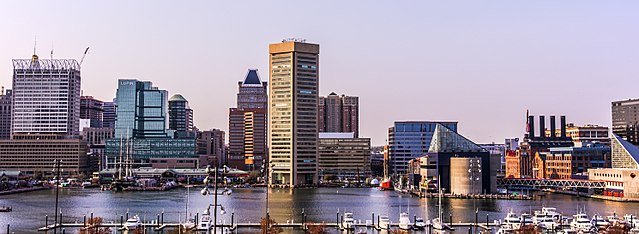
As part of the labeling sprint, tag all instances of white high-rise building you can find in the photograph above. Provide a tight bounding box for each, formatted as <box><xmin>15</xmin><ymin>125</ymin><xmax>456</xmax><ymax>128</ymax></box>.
<box><xmin>11</xmin><ymin>55</ymin><xmax>81</xmax><ymax>137</ymax></box>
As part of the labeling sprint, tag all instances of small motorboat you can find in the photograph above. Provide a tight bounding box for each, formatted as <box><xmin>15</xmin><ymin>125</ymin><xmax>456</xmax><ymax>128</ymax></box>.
<box><xmin>570</xmin><ymin>212</ymin><xmax>593</xmax><ymax>233</ymax></box>
<box><xmin>399</xmin><ymin>212</ymin><xmax>412</xmax><ymax>230</ymax></box>
<box><xmin>123</xmin><ymin>215</ymin><xmax>141</xmax><ymax>230</ymax></box>
<box><xmin>342</xmin><ymin>212</ymin><xmax>355</xmax><ymax>230</ymax></box>
<box><xmin>379</xmin><ymin>216</ymin><xmax>390</xmax><ymax>230</ymax></box>
<box><xmin>591</xmin><ymin>214</ymin><xmax>609</xmax><ymax>231</ymax></box>
<box><xmin>414</xmin><ymin>217</ymin><xmax>427</xmax><ymax>230</ymax></box>
<box><xmin>0</xmin><ymin>206</ymin><xmax>12</xmax><ymax>212</ymax></box>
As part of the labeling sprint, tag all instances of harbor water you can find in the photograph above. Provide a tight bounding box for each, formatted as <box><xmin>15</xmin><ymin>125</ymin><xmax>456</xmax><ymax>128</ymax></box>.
<box><xmin>1</xmin><ymin>187</ymin><xmax>638</xmax><ymax>233</ymax></box>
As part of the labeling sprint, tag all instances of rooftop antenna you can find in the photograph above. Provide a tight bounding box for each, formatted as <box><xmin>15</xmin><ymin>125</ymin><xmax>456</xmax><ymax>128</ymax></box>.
<box><xmin>33</xmin><ymin>35</ymin><xmax>37</xmax><ymax>55</ymax></box>
<box><xmin>50</xmin><ymin>41</ymin><xmax>54</xmax><ymax>60</ymax></box>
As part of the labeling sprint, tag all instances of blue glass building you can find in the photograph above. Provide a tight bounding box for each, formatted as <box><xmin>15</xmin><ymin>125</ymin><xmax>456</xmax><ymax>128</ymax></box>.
<box><xmin>387</xmin><ymin>121</ymin><xmax>458</xmax><ymax>175</ymax></box>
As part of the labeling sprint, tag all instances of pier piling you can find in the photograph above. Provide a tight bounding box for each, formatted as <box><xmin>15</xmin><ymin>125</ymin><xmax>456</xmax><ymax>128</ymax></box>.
<box><xmin>486</xmin><ymin>214</ymin><xmax>488</xmax><ymax>225</ymax></box>
<box><xmin>120</xmin><ymin>215</ymin><xmax>123</xmax><ymax>227</ymax></box>
<box><xmin>157</xmin><ymin>214</ymin><xmax>160</xmax><ymax>225</ymax></box>
<box><xmin>45</xmin><ymin>215</ymin><xmax>48</xmax><ymax>228</ymax></box>
<box><xmin>83</xmin><ymin>215</ymin><xmax>86</xmax><ymax>227</ymax></box>
<box><xmin>231</xmin><ymin>212</ymin><xmax>234</xmax><ymax>227</ymax></box>
<box><xmin>90</xmin><ymin>212</ymin><xmax>93</xmax><ymax>222</ymax></box>
<box><xmin>161</xmin><ymin>212</ymin><xmax>164</xmax><ymax>225</ymax></box>
<box><xmin>6</xmin><ymin>224</ymin><xmax>9</xmax><ymax>234</ymax></box>
<box><xmin>371</xmin><ymin>213</ymin><xmax>374</xmax><ymax>227</ymax></box>
<box><xmin>449</xmin><ymin>214</ymin><xmax>452</xmax><ymax>226</ymax></box>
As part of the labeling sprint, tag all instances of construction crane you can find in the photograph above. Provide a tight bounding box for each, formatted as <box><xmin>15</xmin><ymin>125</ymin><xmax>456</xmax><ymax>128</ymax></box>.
<box><xmin>80</xmin><ymin>47</ymin><xmax>90</xmax><ymax>66</ymax></box>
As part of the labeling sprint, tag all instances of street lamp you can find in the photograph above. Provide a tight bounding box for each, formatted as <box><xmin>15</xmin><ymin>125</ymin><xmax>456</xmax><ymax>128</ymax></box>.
<box><xmin>468</xmin><ymin>158</ymin><xmax>481</xmax><ymax>234</ymax></box>
<box><xmin>261</xmin><ymin>160</ymin><xmax>274</xmax><ymax>234</ymax></box>
<box><xmin>201</xmin><ymin>165</ymin><xmax>232</xmax><ymax>234</ymax></box>
<box><xmin>52</xmin><ymin>159</ymin><xmax>62</xmax><ymax>234</ymax></box>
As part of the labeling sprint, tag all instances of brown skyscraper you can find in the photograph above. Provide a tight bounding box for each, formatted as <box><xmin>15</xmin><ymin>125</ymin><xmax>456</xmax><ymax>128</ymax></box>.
<box><xmin>228</xmin><ymin>69</ymin><xmax>268</xmax><ymax>171</ymax></box>
<box><xmin>319</xmin><ymin>93</ymin><xmax>359</xmax><ymax>137</ymax></box>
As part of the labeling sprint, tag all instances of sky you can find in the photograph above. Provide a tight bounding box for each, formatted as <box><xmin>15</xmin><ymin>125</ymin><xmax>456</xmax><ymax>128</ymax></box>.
<box><xmin>1</xmin><ymin>1</ymin><xmax>638</xmax><ymax>146</ymax></box>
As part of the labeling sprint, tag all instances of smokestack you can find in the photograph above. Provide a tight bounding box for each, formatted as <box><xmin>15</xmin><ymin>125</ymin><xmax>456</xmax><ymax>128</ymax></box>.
<box><xmin>550</xmin><ymin>116</ymin><xmax>556</xmax><ymax>138</ymax></box>
<box><xmin>560</xmin><ymin>116</ymin><xmax>566</xmax><ymax>138</ymax></box>
<box><xmin>539</xmin><ymin>116</ymin><xmax>545</xmax><ymax>138</ymax></box>
<box><xmin>528</xmin><ymin>116</ymin><xmax>535</xmax><ymax>138</ymax></box>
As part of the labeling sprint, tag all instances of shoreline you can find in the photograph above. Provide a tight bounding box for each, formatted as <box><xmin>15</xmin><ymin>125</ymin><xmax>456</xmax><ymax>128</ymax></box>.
<box><xmin>0</xmin><ymin>186</ymin><xmax>48</xmax><ymax>196</ymax></box>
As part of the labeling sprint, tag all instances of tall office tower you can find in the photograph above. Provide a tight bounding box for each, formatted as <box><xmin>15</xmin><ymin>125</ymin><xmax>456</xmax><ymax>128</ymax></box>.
<box><xmin>168</xmin><ymin>94</ymin><xmax>194</xmax><ymax>137</ymax></box>
<box><xmin>268</xmin><ymin>39</ymin><xmax>320</xmax><ymax>186</ymax></box>
<box><xmin>11</xmin><ymin>55</ymin><xmax>81</xmax><ymax>137</ymax></box>
<box><xmin>102</xmin><ymin>100</ymin><xmax>116</xmax><ymax>129</ymax></box>
<box><xmin>0</xmin><ymin>88</ymin><xmax>12</xmax><ymax>139</ymax></box>
<box><xmin>229</xmin><ymin>70</ymin><xmax>268</xmax><ymax>171</ymax></box>
<box><xmin>612</xmin><ymin>99</ymin><xmax>639</xmax><ymax>145</ymax></box>
<box><xmin>80</xmin><ymin>96</ymin><xmax>104</xmax><ymax>128</ymax></box>
<box><xmin>318</xmin><ymin>93</ymin><xmax>359</xmax><ymax>137</ymax></box>
<box><xmin>237</xmin><ymin>69</ymin><xmax>268</xmax><ymax>109</ymax></box>
<box><xmin>114</xmin><ymin>79</ymin><xmax>169</xmax><ymax>139</ymax></box>
<box><xmin>387</xmin><ymin>121</ymin><xmax>458</xmax><ymax>175</ymax></box>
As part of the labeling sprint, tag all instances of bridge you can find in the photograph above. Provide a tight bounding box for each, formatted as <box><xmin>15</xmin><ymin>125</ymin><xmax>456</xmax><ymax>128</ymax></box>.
<box><xmin>497</xmin><ymin>178</ymin><xmax>607</xmax><ymax>189</ymax></box>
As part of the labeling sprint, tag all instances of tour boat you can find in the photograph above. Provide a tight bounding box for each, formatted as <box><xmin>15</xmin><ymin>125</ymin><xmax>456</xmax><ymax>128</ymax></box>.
<box><xmin>399</xmin><ymin>212</ymin><xmax>412</xmax><ymax>230</ymax></box>
<box><xmin>591</xmin><ymin>214</ymin><xmax>609</xmax><ymax>230</ymax></box>
<box><xmin>379</xmin><ymin>216</ymin><xmax>390</xmax><ymax>230</ymax></box>
<box><xmin>342</xmin><ymin>212</ymin><xmax>355</xmax><ymax>230</ymax></box>
<box><xmin>123</xmin><ymin>215</ymin><xmax>141</xmax><ymax>230</ymax></box>
<box><xmin>414</xmin><ymin>217</ymin><xmax>427</xmax><ymax>230</ymax></box>
<box><xmin>570</xmin><ymin>212</ymin><xmax>593</xmax><ymax>233</ymax></box>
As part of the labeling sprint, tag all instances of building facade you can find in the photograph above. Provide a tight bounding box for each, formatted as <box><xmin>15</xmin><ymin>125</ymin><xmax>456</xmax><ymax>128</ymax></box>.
<box><xmin>102</xmin><ymin>100</ymin><xmax>116</xmax><ymax>129</ymax></box>
<box><xmin>0</xmin><ymin>136</ymin><xmax>89</xmax><ymax>178</ymax></box>
<box><xmin>228</xmin><ymin>69</ymin><xmax>268</xmax><ymax>171</ymax></box>
<box><xmin>612</xmin><ymin>99</ymin><xmax>639</xmax><ymax>146</ymax></box>
<box><xmin>0</xmin><ymin>89</ymin><xmax>12</xmax><ymax>139</ymax></box>
<box><xmin>197</xmin><ymin>129</ymin><xmax>226</xmax><ymax>167</ymax></box>
<box><xmin>80</xmin><ymin>96</ymin><xmax>104</xmax><ymax>128</ymax></box>
<box><xmin>318</xmin><ymin>93</ymin><xmax>359</xmax><ymax>137</ymax></box>
<box><xmin>11</xmin><ymin>56</ymin><xmax>81</xmax><ymax>137</ymax></box>
<box><xmin>318</xmin><ymin>132</ymin><xmax>371</xmax><ymax>180</ymax></box>
<box><xmin>268</xmin><ymin>40</ymin><xmax>320</xmax><ymax>186</ymax></box>
<box><xmin>168</xmin><ymin>94</ymin><xmax>194</xmax><ymax>138</ymax></box>
<box><xmin>546</xmin><ymin>123</ymin><xmax>609</xmax><ymax>147</ymax></box>
<box><xmin>540</xmin><ymin>144</ymin><xmax>611</xmax><ymax>179</ymax></box>
<box><xmin>387</xmin><ymin>121</ymin><xmax>458</xmax><ymax>175</ymax></box>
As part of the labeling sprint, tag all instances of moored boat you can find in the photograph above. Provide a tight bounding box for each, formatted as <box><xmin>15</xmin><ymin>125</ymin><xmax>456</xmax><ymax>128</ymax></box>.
<box><xmin>399</xmin><ymin>212</ymin><xmax>412</xmax><ymax>230</ymax></box>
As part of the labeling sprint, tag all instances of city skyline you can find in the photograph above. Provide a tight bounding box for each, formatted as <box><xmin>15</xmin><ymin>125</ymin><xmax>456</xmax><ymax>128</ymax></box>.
<box><xmin>2</xmin><ymin>1</ymin><xmax>639</xmax><ymax>145</ymax></box>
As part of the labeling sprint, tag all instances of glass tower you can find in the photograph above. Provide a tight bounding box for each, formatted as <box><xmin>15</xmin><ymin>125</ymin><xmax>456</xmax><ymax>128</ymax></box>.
<box><xmin>114</xmin><ymin>79</ymin><xmax>169</xmax><ymax>139</ymax></box>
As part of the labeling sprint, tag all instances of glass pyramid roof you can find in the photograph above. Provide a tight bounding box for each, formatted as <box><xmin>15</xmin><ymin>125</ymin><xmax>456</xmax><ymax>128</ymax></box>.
<box><xmin>611</xmin><ymin>134</ymin><xmax>639</xmax><ymax>169</ymax></box>
<box><xmin>428</xmin><ymin>123</ymin><xmax>487</xmax><ymax>153</ymax></box>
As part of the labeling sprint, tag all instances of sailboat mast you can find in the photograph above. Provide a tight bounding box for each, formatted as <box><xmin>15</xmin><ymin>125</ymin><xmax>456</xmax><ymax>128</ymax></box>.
<box><xmin>438</xmin><ymin>175</ymin><xmax>442</xmax><ymax>220</ymax></box>
<box><xmin>118</xmin><ymin>136</ymin><xmax>123</xmax><ymax>180</ymax></box>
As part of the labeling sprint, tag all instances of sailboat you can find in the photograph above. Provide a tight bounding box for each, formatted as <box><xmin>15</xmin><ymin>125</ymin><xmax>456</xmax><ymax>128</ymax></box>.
<box><xmin>182</xmin><ymin>178</ymin><xmax>196</xmax><ymax>230</ymax></box>
<box><xmin>432</xmin><ymin>175</ymin><xmax>453</xmax><ymax>231</ymax></box>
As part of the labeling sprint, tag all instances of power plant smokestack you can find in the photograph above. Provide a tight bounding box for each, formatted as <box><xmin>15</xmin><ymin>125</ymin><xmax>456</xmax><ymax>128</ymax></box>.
<box><xmin>560</xmin><ymin>116</ymin><xmax>567</xmax><ymax>138</ymax></box>
<box><xmin>539</xmin><ymin>116</ymin><xmax>545</xmax><ymax>138</ymax></box>
<box><xmin>528</xmin><ymin>116</ymin><xmax>535</xmax><ymax>138</ymax></box>
<box><xmin>550</xmin><ymin>116</ymin><xmax>556</xmax><ymax>138</ymax></box>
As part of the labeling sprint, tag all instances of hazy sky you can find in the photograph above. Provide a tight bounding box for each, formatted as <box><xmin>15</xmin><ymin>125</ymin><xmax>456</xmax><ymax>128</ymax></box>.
<box><xmin>1</xmin><ymin>1</ymin><xmax>638</xmax><ymax>145</ymax></box>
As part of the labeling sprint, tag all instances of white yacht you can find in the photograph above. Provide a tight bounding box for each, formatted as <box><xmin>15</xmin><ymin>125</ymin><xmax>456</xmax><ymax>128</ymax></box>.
<box><xmin>533</xmin><ymin>212</ymin><xmax>558</xmax><ymax>230</ymax></box>
<box><xmin>123</xmin><ymin>215</ymin><xmax>141</xmax><ymax>230</ymax></box>
<box><xmin>498</xmin><ymin>210</ymin><xmax>520</xmax><ymax>233</ymax></box>
<box><xmin>431</xmin><ymin>176</ymin><xmax>453</xmax><ymax>231</ymax></box>
<box><xmin>520</xmin><ymin>213</ymin><xmax>534</xmax><ymax>229</ymax></box>
<box><xmin>536</xmin><ymin>207</ymin><xmax>563</xmax><ymax>222</ymax></box>
<box><xmin>198</xmin><ymin>209</ymin><xmax>212</xmax><ymax>231</ymax></box>
<box><xmin>414</xmin><ymin>217</ymin><xmax>427</xmax><ymax>230</ymax></box>
<box><xmin>379</xmin><ymin>216</ymin><xmax>390</xmax><ymax>230</ymax></box>
<box><xmin>399</xmin><ymin>212</ymin><xmax>412</xmax><ymax>230</ymax></box>
<box><xmin>570</xmin><ymin>212</ymin><xmax>592</xmax><ymax>232</ymax></box>
<box><xmin>591</xmin><ymin>214</ymin><xmax>609</xmax><ymax>230</ymax></box>
<box><xmin>342</xmin><ymin>212</ymin><xmax>355</xmax><ymax>230</ymax></box>
<box><xmin>625</xmin><ymin>214</ymin><xmax>639</xmax><ymax>229</ymax></box>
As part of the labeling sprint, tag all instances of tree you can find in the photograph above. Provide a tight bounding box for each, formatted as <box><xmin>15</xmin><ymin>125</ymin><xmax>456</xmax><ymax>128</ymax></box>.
<box><xmin>305</xmin><ymin>222</ymin><xmax>328</xmax><ymax>234</ymax></box>
<box><xmin>259</xmin><ymin>217</ymin><xmax>283</xmax><ymax>234</ymax></box>
<box><xmin>389</xmin><ymin>228</ymin><xmax>411</xmax><ymax>234</ymax></box>
<box><xmin>79</xmin><ymin>217</ymin><xmax>111</xmax><ymax>234</ymax></box>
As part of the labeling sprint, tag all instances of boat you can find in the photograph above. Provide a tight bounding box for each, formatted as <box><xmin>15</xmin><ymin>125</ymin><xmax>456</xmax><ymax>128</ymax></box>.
<box><xmin>399</xmin><ymin>212</ymin><xmax>412</xmax><ymax>230</ymax></box>
<box><xmin>591</xmin><ymin>214</ymin><xmax>609</xmax><ymax>231</ymax></box>
<box><xmin>0</xmin><ymin>206</ymin><xmax>12</xmax><ymax>212</ymax></box>
<box><xmin>182</xmin><ymin>182</ymin><xmax>196</xmax><ymax>230</ymax></box>
<box><xmin>497</xmin><ymin>210</ymin><xmax>520</xmax><ymax>233</ymax></box>
<box><xmin>342</xmin><ymin>212</ymin><xmax>355</xmax><ymax>230</ymax></box>
<box><xmin>625</xmin><ymin>214</ymin><xmax>639</xmax><ymax>229</ymax></box>
<box><xmin>519</xmin><ymin>213</ymin><xmax>534</xmax><ymax>229</ymax></box>
<box><xmin>570</xmin><ymin>212</ymin><xmax>593</xmax><ymax>233</ymax></box>
<box><xmin>379</xmin><ymin>216</ymin><xmax>390</xmax><ymax>230</ymax></box>
<box><xmin>198</xmin><ymin>208</ymin><xmax>212</xmax><ymax>231</ymax></box>
<box><xmin>123</xmin><ymin>215</ymin><xmax>141</xmax><ymax>230</ymax></box>
<box><xmin>432</xmin><ymin>176</ymin><xmax>453</xmax><ymax>231</ymax></box>
<box><xmin>535</xmin><ymin>207</ymin><xmax>563</xmax><ymax>222</ymax></box>
<box><xmin>379</xmin><ymin>179</ymin><xmax>394</xmax><ymax>191</ymax></box>
<box><xmin>414</xmin><ymin>217</ymin><xmax>427</xmax><ymax>230</ymax></box>
<box><xmin>533</xmin><ymin>212</ymin><xmax>558</xmax><ymax>230</ymax></box>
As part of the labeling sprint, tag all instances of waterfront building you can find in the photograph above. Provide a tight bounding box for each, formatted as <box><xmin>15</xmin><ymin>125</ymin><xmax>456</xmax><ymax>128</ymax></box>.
<box><xmin>318</xmin><ymin>132</ymin><xmax>371</xmax><ymax>181</ymax></box>
<box><xmin>370</xmin><ymin>146</ymin><xmax>384</xmax><ymax>177</ymax></box>
<box><xmin>505</xmin><ymin>114</ymin><xmax>573</xmax><ymax>178</ymax></box>
<box><xmin>0</xmin><ymin>135</ymin><xmax>89</xmax><ymax>178</ymax></box>
<box><xmin>610</xmin><ymin>134</ymin><xmax>639</xmax><ymax>169</ymax></box>
<box><xmin>538</xmin><ymin>143</ymin><xmax>611</xmax><ymax>179</ymax></box>
<box><xmin>612</xmin><ymin>98</ymin><xmax>639</xmax><ymax>146</ymax></box>
<box><xmin>546</xmin><ymin>123</ymin><xmax>609</xmax><ymax>147</ymax></box>
<box><xmin>11</xmin><ymin>55</ymin><xmax>81</xmax><ymax>137</ymax></box>
<box><xmin>318</xmin><ymin>93</ymin><xmax>359</xmax><ymax>137</ymax></box>
<box><xmin>268</xmin><ymin>40</ymin><xmax>320</xmax><ymax>186</ymax></box>
<box><xmin>168</xmin><ymin>94</ymin><xmax>194</xmax><ymax>138</ymax></box>
<box><xmin>197</xmin><ymin>129</ymin><xmax>226</xmax><ymax>167</ymax></box>
<box><xmin>80</xmin><ymin>96</ymin><xmax>104</xmax><ymax>128</ymax></box>
<box><xmin>82</xmin><ymin>127</ymin><xmax>115</xmax><ymax>171</ymax></box>
<box><xmin>426</xmin><ymin>123</ymin><xmax>497</xmax><ymax>194</ymax></box>
<box><xmin>588</xmin><ymin>168</ymin><xmax>639</xmax><ymax>198</ymax></box>
<box><xmin>102</xmin><ymin>100</ymin><xmax>116</xmax><ymax>129</ymax></box>
<box><xmin>228</xmin><ymin>69</ymin><xmax>268</xmax><ymax>171</ymax></box>
<box><xmin>105</xmin><ymin>79</ymin><xmax>197</xmax><ymax>169</ymax></box>
<box><xmin>0</xmin><ymin>88</ymin><xmax>12</xmax><ymax>139</ymax></box>
<box><xmin>387</xmin><ymin>121</ymin><xmax>458</xmax><ymax>175</ymax></box>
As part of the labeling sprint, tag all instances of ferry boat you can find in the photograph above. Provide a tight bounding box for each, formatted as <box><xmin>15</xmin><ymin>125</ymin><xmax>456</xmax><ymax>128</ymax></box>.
<box><xmin>342</xmin><ymin>212</ymin><xmax>355</xmax><ymax>230</ymax></box>
<box><xmin>570</xmin><ymin>212</ymin><xmax>593</xmax><ymax>232</ymax></box>
<box><xmin>399</xmin><ymin>212</ymin><xmax>412</xmax><ymax>230</ymax></box>
<box><xmin>123</xmin><ymin>215</ymin><xmax>141</xmax><ymax>230</ymax></box>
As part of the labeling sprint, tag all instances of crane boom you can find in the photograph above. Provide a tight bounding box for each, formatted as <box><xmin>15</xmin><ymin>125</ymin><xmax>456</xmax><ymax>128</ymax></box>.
<box><xmin>80</xmin><ymin>47</ymin><xmax>90</xmax><ymax>66</ymax></box>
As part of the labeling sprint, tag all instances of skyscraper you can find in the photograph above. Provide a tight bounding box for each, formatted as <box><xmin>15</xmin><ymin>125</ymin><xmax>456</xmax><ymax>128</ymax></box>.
<box><xmin>0</xmin><ymin>88</ymin><xmax>12</xmax><ymax>139</ymax></box>
<box><xmin>11</xmin><ymin>55</ymin><xmax>81</xmax><ymax>137</ymax></box>
<box><xmin>103</xmin><ymin>100</ymin><xmax>116</xmax><ymax>129</ymax></box>
<box><xmin>114</xmin><ymin>79</ymin><xmax>169</xmax><ymax>139</ymax></box>
<box><xmin>80</xmin><ymin>96</ymin><xmax>104</xmax><ymax>128</ymax></box>
<box><xmin>612</xmin><ymin>99</ymin><xmax>639</xmax><ymax>146</ymax></box>
<box><xmin>168</xmin><ymin>94</ymin><xmax>194</xmax><ymax>137</ymax></box>
<box><xmin>268</xmin><ymin>40</ymin><xmax>320</xmax><ymax>186</ymax></box>
<box><xmin>318</xmin><ymin>93</ymin><xmax>359</xmax><ymax>137</ymax></box>
<box><xmin>229</xmin><ymin>69</ymin><xmax>267</xmax><ymax>170</ymax></box>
